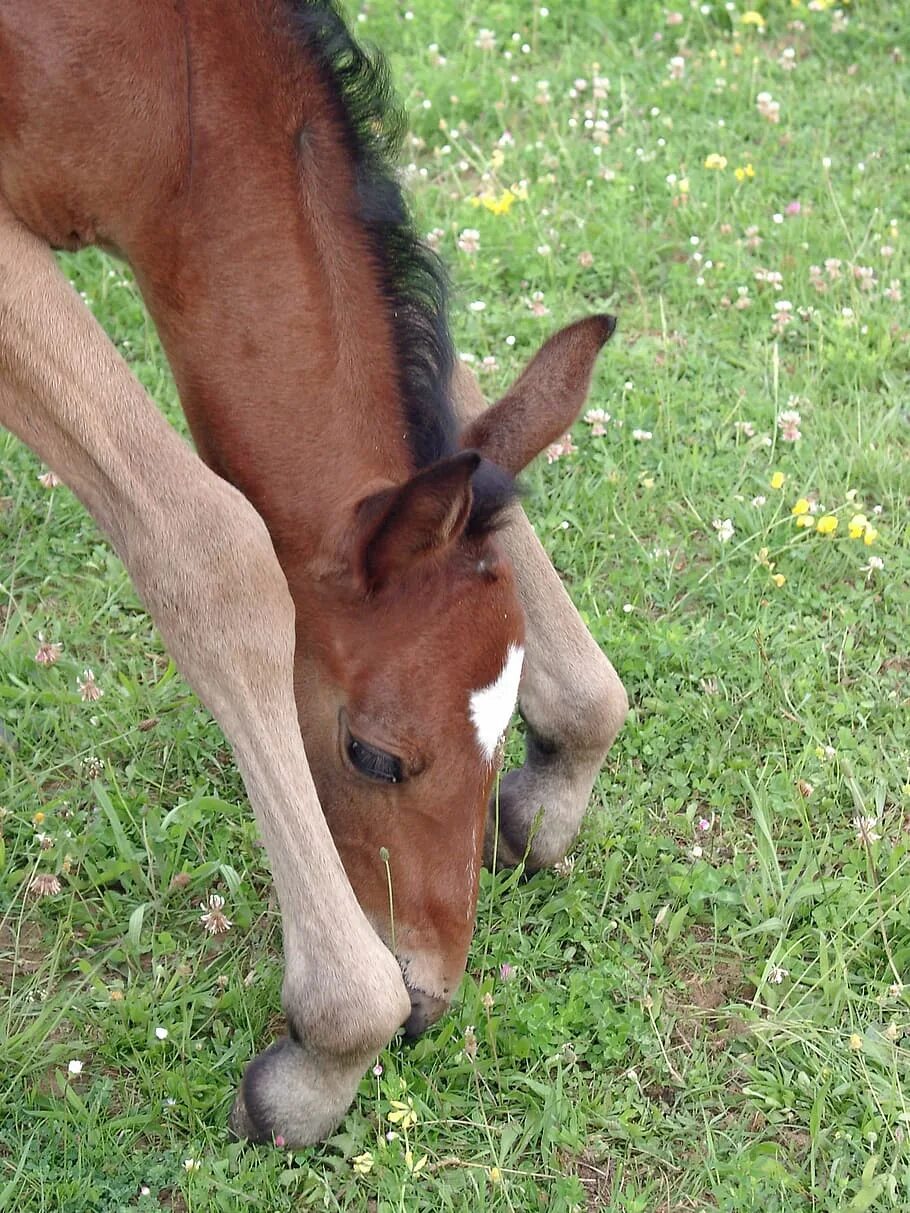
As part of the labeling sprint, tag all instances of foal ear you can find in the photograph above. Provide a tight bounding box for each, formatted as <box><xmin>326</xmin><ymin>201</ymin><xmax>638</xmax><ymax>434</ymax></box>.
<box><xmin>461</xmin><ymin>314</ymin><xmax>616</xmax><ymax>475</ymax></box>
<box><xmin>355</xmin><ymin>450</ymin><xmax>481</xmax><ymax>588</ymax></box>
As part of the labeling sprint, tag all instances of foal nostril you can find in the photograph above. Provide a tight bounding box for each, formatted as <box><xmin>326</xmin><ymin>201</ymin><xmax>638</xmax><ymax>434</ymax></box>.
<box><xmin>402</xmin><ymin>987</ymin><xmax>449</xmax><ymax>1039</ymax></box>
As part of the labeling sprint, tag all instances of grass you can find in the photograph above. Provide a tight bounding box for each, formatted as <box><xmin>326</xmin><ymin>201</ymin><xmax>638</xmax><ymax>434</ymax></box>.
<box><xmin>1</xmin><ymin>0</ymin><xmax>908</xmax><ymax>1208</ymax></box>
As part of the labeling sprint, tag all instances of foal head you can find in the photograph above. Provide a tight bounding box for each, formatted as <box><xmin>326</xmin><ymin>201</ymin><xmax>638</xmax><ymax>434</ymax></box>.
<box><xmin>293</xmin><ymin>315</ymin><xmax>615</xmax><ymax>1035</ymax></box>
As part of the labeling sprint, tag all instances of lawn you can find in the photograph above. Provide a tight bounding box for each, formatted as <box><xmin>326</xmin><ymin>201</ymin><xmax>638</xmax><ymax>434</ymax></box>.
<box><xmin>1</xmin><ymin>0</ymin><xmax>908</xmax><ymax>1209</ymax></box>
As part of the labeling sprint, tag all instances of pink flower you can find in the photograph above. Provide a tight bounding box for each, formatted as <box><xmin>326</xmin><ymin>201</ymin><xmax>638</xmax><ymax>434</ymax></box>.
<box><xmin>853</xmin><ymin>815</ymin><xmax>881</xmax><ymax>845</ymax></box>
<box><xmin>777</xmin><ymin>407</ymin><xmax>802</xmax><ymax>442</ymax></box>
<box><xmin>584</xmin><ymin>408</ymin><xmax>610</xmax><ymax>437</ymax></box>
<box><xmin>499</xmin><ymin>962</ymin><xmax>515</xmax><ymax>981</ymax></box>
<box><xmin>77</xmin><ymin>669</ymin><xmax>103</xmax><ymax>701</ymax></box>
<box><xmin>37</xmin><ymin>471</ymin><xmax>61</xmax><ymax>489</ymax></box>
<box><xmin>666</xmin><ymin>10</ymin><xmax>684</xmax><ymax>25</ymax></box>
<box><xmin>545</xmin><ymin>434</ymin><xmax>578</xmax><ymax>463</ymax></box>
<box><xmin>754</xmin><ymin>267</ymin><xmax>783</xmax><ymax>290</ymax></box>
<box><xmin>785</xmin><ymin>200</ymin><xmax>801</xmax><ymax>215</ymax></box>
<box><xmin>771</xmin><ymin>300</ymin><xmax>793</xmax><ymax>335</ymax></box>
<box><xmin>756</xmin><ymin>91</ymin><xmax>781</xmax><ymax>123</ymax></box>
<box><xmin>734</xmin><ymin>286</ymin><xmax>752</xmax><ymax>310</ymax></box>
<box><xmin>578</xmin><ymin>250</ymin><xmax>594</xmax><ymax>268</ymax></box>
<box><xmin>852</xmin><ymin>265</ymin><xmax>876</xmax><ymax>292</ymax></box>
<box><xmin>457</xmin><ymin>228</ymin><xmax>480</xmax><ymax>254</ymax></box>
<box><xmin>34</xmin><ymin>635</ymin><xmax>63</xmax><ymax>666</ymax></box>
<box><xmin>199</xmin><ymin>893</ymin><xmax>232</xmax><ymax>936</ymax></box>
<box><xmin>527</xmin><ymin>291</ymin><xmax>550</xmax><ymax>317</ymax></box>
<box><xmin>28</xmin><ymin>873</ymin><xmax>62</xmax><ymax>898</ymax></box>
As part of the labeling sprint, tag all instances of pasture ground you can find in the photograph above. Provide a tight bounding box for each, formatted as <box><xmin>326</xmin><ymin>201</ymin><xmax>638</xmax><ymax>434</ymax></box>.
<box><xmin>1</xmin><ymin>1</ymin><xmax>908</xmax><ymax>1209</ymax></box>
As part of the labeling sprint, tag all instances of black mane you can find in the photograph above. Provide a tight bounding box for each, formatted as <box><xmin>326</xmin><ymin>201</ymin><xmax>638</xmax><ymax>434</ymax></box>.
<box><xmin>286</xmin><ymin>0</ymin><xmax>517</xmax><ymax>536</ymax></box>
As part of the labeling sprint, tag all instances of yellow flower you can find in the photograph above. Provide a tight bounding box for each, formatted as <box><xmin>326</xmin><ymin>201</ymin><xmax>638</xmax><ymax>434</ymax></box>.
<box><xmin>353</xmin><ymin>1152</ymin><xmax>374</xmax><ymax>1176</ymax></box>
<box><xmin>770</xmin><ymin>471</ymin><xmax>785</xmax><ymax>490</ymax></box>
<box><xmin>404</xmin><ymin>1150</ymin><xmax>427</xmax><ymax>1174</ymax></box>
<box><xmin>470</xmin><ymin>189</ymin><xmax>517</xmax><ymax>216</ymax></box>
<box><xmin>741</xmin><ymin>10</ymin><xmax>766</xmax><ymax>27</ymax></box>
<box><xmin>796</xmin><ymin>515</ymin><xmax>815</xmax><ymax>529</ymax></box>
<box><xmin>704</xmin><ymin>153</ymin><xmax>728</xmax><ymax>171</ymax></box>
<box><xmin>32</xmin><ymin>811</ymin><xmax>46</xmax><ymax>825</ymax></box>
<box><xmin>816</xmin><ymin>514</ymin><xmax>839</xmax><ymax>535</ymax></box>
<box><xmin>847</xmin><ymin>513</ymin><xmax>868</xmax><ymax>539</ymax></box>
<box><xmin>863</xmin><ymin>525</ymin><xmax>879</xmax><ymax>545</ymax></box>
<box><xmin>791</xmin><ymin>498</ymin><xmax>810</xmax><ymax>516</ymax></box>
<box><xmin>678</xmin><ymin>177</ymin><xmax>690</xmax><ymax>195</ymax></box>
<box><xmin>849</xmin><ymin>1033</ymin><xmax>863</xmax><ymax>1051</ymax></box>
<box><xmin>735</xmin><ymin>164</ymin><xmax>756</xmax><ymax>182</ymax></box>
<box><xmin>771</xmin><ymin>573</ymin><xmax>786</xmax><ymax>587</ymax></box>
<box><xmin>387</xmin><ymin>1098</ymin><xmax>417</xmax><ymax>1129</ymax></box>
<box><xmin>489</xmin><ymin>1167</ymin><xmax>503</xmax><ymax>1184</ymax></box>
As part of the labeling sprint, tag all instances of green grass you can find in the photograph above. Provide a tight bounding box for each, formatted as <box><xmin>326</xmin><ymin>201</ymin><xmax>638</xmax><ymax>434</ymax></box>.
<box><xmin>2</xmin><ymin>0</ymin><xmax>909</xmax><ymax>1209</ymax></box>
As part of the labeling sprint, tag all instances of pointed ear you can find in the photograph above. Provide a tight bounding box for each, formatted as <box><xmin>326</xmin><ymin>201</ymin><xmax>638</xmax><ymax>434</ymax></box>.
<box><xmin>355</xmin><ymin>450</ymin><xmax>481</xmax><ymax>589</ymax></box>
<box><xmin>461</xmin><ymin>314</ymin><xmax>616</xmax><ymax>474</ymax></box>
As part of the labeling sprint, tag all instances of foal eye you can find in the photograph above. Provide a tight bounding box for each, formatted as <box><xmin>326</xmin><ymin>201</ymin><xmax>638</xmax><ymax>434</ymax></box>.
<box><xmin>346</xmin><ymin>733</ymin><xmax>404</xmax><ymax>784</ymax></box>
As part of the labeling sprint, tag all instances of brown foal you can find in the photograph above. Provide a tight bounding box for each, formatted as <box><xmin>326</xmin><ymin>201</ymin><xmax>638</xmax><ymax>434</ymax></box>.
<box><xmin>0</xmin><ymin>0</ymin><xmax>627</xmax><ymax>1145</ymax></box>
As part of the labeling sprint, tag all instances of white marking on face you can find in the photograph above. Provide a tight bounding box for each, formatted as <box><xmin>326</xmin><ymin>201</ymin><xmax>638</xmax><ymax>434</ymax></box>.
<box><xmin>469</xmin><ymin>644</ymin><xmax>524</xmax><ymax>764</ymax></box>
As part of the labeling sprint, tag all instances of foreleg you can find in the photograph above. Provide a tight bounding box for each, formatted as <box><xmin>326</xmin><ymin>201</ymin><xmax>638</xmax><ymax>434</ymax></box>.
<box><xmin>452</xmin><ymin>361</ymin><xmax>628</xmax><ymax>870</ymax></box>
<box><xmin>0</xmin><ymin>198</ymin><xmax>409</xmax><ymax>1145</ymax></box>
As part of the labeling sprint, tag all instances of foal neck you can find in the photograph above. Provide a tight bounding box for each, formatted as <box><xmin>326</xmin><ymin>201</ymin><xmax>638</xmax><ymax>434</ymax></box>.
<box><xmin>131</xmin><ymin>0</ymin><xmax>453</xmax><ymax>566</ymax></box>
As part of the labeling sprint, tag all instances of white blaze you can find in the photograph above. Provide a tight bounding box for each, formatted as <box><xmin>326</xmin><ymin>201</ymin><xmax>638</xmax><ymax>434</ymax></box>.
<box><xmin>469</xmin><ymin>644</ymin><xmax>524</xmax><ymax>763</ymax></box>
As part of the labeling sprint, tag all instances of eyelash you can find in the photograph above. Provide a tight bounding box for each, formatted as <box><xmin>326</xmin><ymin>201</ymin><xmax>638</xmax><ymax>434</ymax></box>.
<box><xmin>346</xmin><ymin>733</ymin><xmax>404</xmax><ymax>784</ymax></box>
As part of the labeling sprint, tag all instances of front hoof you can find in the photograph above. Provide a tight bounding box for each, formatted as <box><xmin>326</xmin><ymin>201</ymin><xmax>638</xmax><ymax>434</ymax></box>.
<box><xmin>229</xmin><ymin>1036</ymin><xmax>357</xmax><ymax>1148</ymax></box>
<box><xmin>485</xmin><ymin>764</ymin><xmax>585</xmax><ymax>873</ymax></box>
<box><xmin>228</xmin><ymin>1086</ymin><xmax>261</xmax><ymax>1143</ymax></box>
<box><xmin>484</xmin><ymin>769</ymin><xmax>540</xmax><ymax>871</ymax></box>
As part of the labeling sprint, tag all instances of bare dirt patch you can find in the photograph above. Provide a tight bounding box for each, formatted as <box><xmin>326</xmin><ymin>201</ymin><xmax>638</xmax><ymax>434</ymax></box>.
<box><xmin>0</xmin><ymin>919</ymin><xmax>45</xmax><ymax>977</ymax></box>
<box><xmin>558</xmin><ymin>1148</ymin><xmax>615</xmax><ymax>1210</ymax></box>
